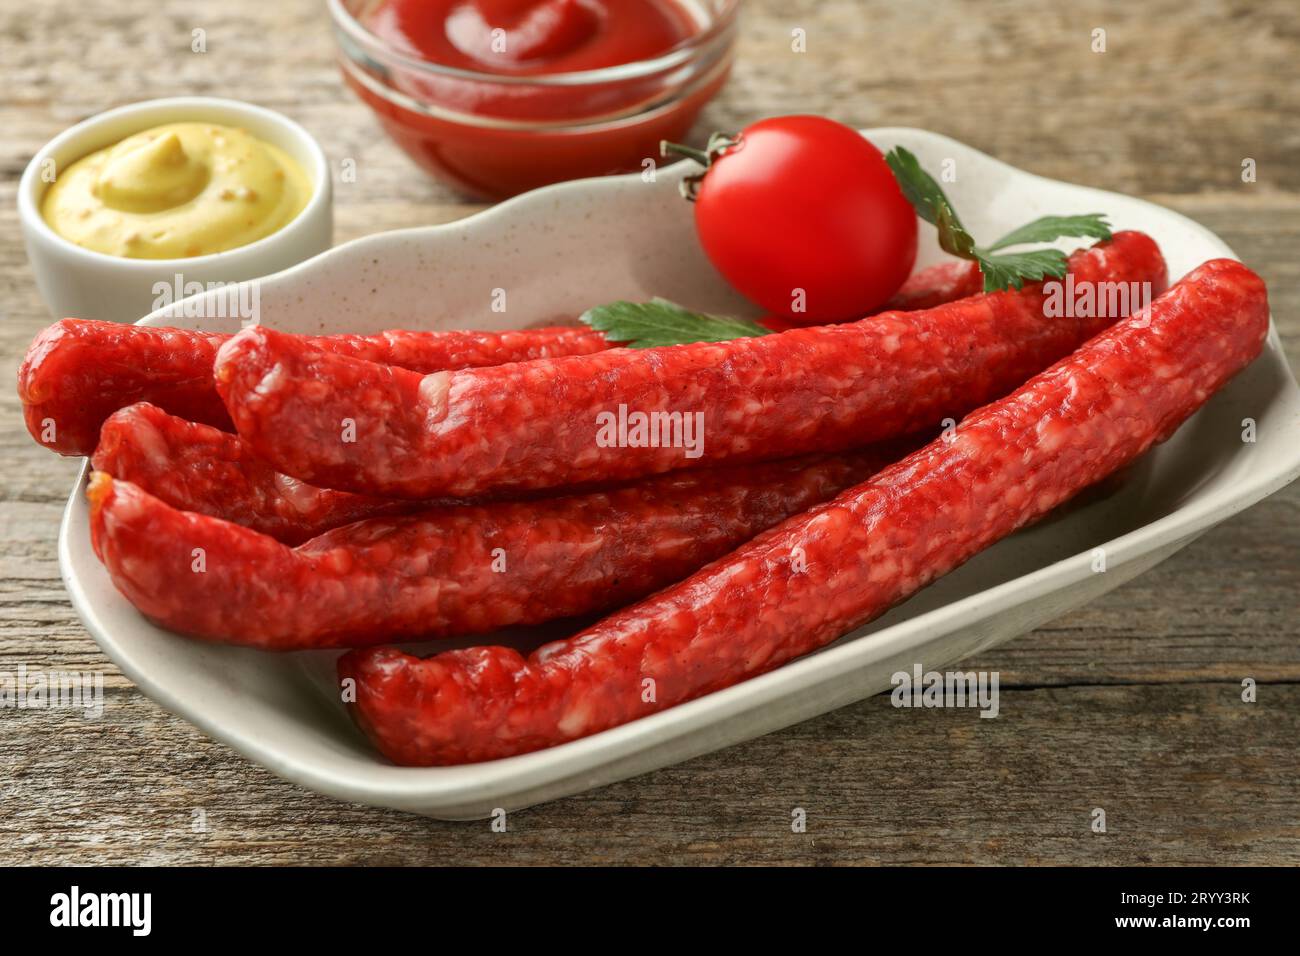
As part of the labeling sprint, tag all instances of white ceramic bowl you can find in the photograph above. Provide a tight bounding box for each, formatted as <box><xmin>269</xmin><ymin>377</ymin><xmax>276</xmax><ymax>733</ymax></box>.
<box><xmin>58</xmin><ymin>128</ymin><xmax>1300</xmax><ymax>819</ymax></box>
<box><xmin>17</xmin><ymin>97</ymin><xmax>333</xmax><ymax>323</ymax></box>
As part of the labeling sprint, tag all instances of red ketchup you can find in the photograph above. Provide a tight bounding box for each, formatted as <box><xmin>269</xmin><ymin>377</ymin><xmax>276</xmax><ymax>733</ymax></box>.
<box><xmin>338</xmin><ymin>0</ymin><xmax>738</xmax><ymax>199</ymax></box>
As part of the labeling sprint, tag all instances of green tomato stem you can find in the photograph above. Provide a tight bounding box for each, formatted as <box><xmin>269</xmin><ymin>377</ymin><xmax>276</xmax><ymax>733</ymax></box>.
<box><xmin>660</xmin><ymin>141</ymin><xmax>711</xmax><ymax>166</ymax></box>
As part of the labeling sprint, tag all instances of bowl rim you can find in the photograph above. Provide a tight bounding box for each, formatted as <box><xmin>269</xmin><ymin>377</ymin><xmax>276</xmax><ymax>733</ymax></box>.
<box><xmin>337</xmin><ymin>44</ymin><xmax>734</xmax><ymax>133</ymax></box>
<box><xmin>326</xmin><ymin>0</ymin><xmax>743</xmax><ymax>87</ymax></box>
<box><xmin>17</xmin><ymin>96</ymin><xmax>332</xmax><ymax>271</ymax></box>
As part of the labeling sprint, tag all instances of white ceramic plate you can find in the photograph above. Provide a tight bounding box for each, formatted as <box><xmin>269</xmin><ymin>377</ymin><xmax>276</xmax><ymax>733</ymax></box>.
<box><xmin>59</xmin><ymin>128</ymin><xmax>1300</xmax><ymax>819</ymax></box>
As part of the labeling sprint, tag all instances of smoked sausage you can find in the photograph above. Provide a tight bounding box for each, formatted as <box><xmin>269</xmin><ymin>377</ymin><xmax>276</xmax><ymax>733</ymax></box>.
<box><xmin>19</xmin><ymin>319</ymin><xmax>612</xmax><ymax>456</ymax></box>
<box><xmin>883</xmin><ymin>259</ymin><xmax>984</xmax><ymax>311</ymax></box>
<box><xmin>92</xmin><ymin>403</ymin><xmax>426</xmax><ymax>544</ymax></box>
<box><xmin>88</xmin><ymin>442</ymin><xmax>915</xmax><ymax>648</ymax></box>
<box><xmin>216</xmin><ymin>232</ymin><xmax>1167</xmax><ymax>498</ymax></box>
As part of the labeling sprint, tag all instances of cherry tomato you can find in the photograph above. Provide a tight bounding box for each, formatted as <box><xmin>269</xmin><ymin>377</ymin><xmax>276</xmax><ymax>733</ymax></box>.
<box><xmin>676</xmin><ymin>115</ymin><xmax>917</xmax><ymax>324</ymax></box>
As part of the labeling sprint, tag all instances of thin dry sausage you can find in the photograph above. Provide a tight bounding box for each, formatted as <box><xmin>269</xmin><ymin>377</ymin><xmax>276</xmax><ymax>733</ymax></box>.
<box><xmin>19</xmin><ymin>319</ymin><xmax>611</xmax><ymax>456</ymax></box>
<box><xmin>216</xmin><ymin>232</ymin><xmax>1167</xmax><ymax>498</ymax></box>
<box><xmin>92</xmin><ymin>402</ymin><xmax>427</xmax><ymax>544</ymax></box>
<box><xmin>883</xmin><ymin>259</ymin><xmax>983</xmax><ymax>311</ymax></box>
<box><xmin>88</xmin><ymin>441</ymin><xmax>915</xmax><ymax>648</ymax></box>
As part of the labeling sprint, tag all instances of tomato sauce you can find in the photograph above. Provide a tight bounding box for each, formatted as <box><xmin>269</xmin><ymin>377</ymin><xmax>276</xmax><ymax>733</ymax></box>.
<box><xmin>366</xmin><ymin>0</ymin><xmax>697</xmax><ymax>77</ymax></box>
<box><xmin>339</xmin><ymin>0</ymin><xmax>736</xmax><ymax>198</ymax></box>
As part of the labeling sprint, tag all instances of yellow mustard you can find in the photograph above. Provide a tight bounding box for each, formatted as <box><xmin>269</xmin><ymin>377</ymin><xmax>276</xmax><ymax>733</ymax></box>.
<box><xmin>41</xmin><ymin>123</ymin><xmax>311</xmax><ymax>259</ymax></box>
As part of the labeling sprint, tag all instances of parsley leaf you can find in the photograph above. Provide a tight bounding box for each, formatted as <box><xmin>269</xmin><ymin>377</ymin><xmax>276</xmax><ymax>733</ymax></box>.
<box><xmin>972</xmin><ymin>249</ymin><xmax>1070</xmax><ymax>292</ymax></box>
<box><xmin>986</xmin><ymin>214</ymin><xmax>1112</xmax><ymax>252</ymax></box>
<box><xmin>884</xmin><ymin>146</ymin><xmax>977</xmax><ymax>259</ymax></box>
<box><xmin>884</xmin><ymin>146</ymin><xmax>1114</xmax><ymax>293</ymax></box>
<box><xmin>580</xmin><ymin>297</ymin><xmax>770</xmax><ymax>349</ymax></box>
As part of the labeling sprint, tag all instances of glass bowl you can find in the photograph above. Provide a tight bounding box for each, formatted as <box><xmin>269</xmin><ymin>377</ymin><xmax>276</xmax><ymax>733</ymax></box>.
<box><xmin>327</xmin><ymin>0</ymin><xmax>742</xmax><ymax>199</ymax></box>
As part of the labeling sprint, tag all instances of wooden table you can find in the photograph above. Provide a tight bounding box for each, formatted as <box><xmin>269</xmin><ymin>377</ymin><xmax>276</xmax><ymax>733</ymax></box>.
<box><xmin>2</xmin><ymin>0</ymin><xmax>1296</xmax><ymax>865</ymax></box>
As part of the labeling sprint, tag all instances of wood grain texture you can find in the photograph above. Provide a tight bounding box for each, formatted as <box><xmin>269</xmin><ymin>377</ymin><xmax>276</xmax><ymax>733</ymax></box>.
<box><xmin>0</xmin><ymin>0</ymin><xmax>1296</xmax><ymax>865</ymax></box>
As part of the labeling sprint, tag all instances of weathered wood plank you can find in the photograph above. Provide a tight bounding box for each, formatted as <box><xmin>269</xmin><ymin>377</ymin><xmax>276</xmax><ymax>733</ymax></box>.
<box><xmin>2</xmin><ymin>683</ymin><xmax>1295</xmax><ymax>866</ymax></box>
<box><xmin>0</xmin><ymin>0</ymin><xmax>1296</xmax><ymax>863</ymax></box>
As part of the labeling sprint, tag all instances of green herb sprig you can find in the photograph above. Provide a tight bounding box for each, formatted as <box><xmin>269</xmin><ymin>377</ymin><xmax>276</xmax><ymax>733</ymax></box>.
<box><xmin>580</xmin><ymin>297</ymin><xmax>770</xmax><ymax>349</ymax></box>
<box><xmin>884</xmin><ymin>146</ymin><xmax>1113</xmax><ymax>292</ymax></box>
